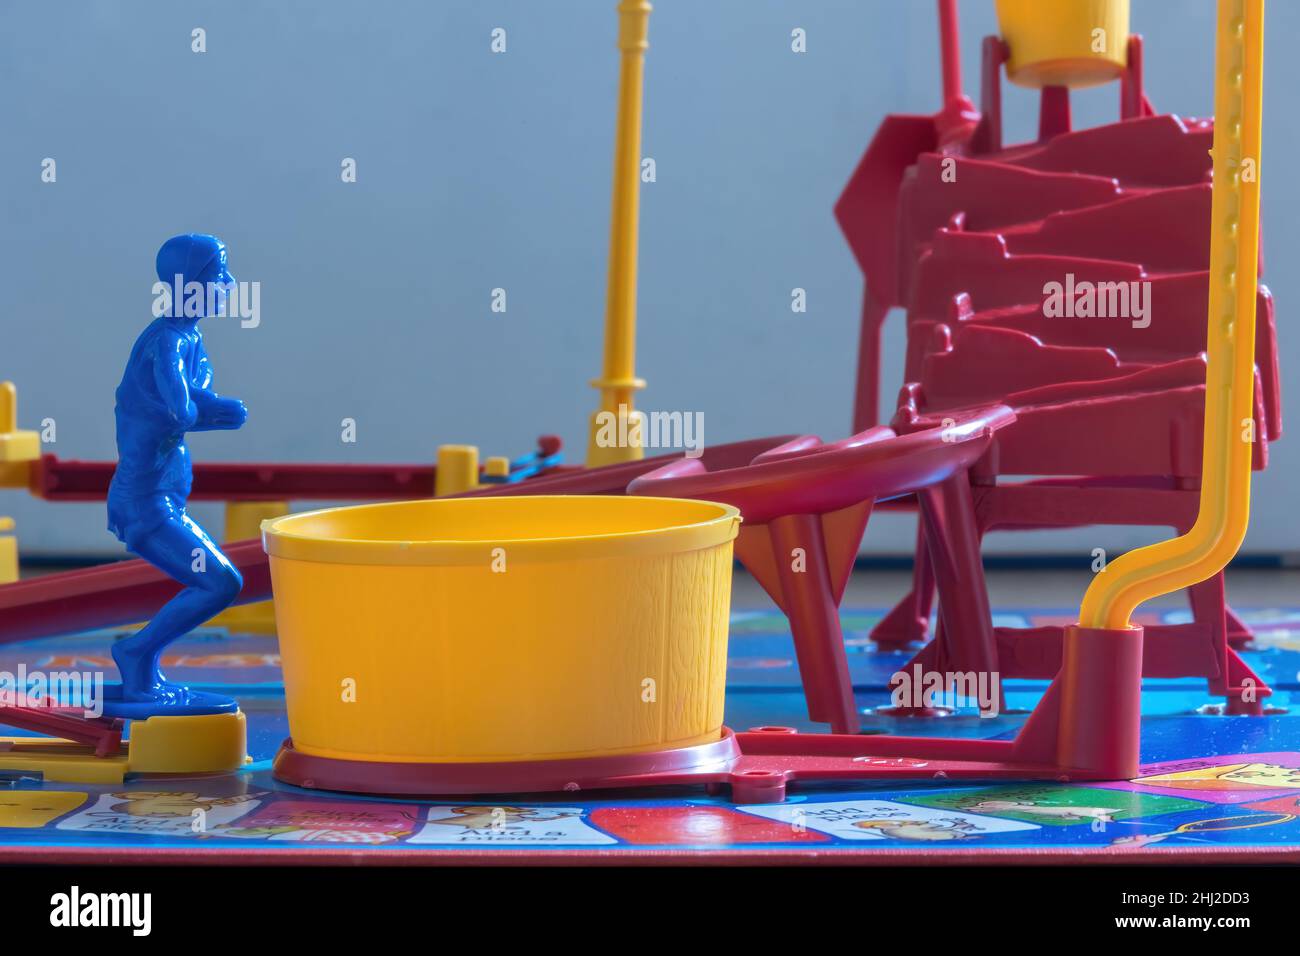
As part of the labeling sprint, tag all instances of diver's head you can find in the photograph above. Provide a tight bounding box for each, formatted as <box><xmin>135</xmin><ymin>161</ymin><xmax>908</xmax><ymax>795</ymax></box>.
<box><xmin>156</xmin><ymin>234</ymin><xmax>235</xmax><ymax>319</ymax></box>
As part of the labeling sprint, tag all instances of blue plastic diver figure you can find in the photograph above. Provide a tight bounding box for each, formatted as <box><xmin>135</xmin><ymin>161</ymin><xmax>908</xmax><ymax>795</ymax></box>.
<box><xmin>106</xmin><ymin>234</ymin><xmax>247</xmax><ymax>716</ymax></box>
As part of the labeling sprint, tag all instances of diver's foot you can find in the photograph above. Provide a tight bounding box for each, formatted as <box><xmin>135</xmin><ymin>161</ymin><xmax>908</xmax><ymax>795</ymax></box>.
<box><xmin>120</xmin><ymin>681</ymin><xmax>195</xmax><ymax>706</ymax></box>
<box><xmin>99</xmin><ymin>683</ymin><xmax>238</xmax><ymax>719</ymax></box>
<box><xmin>110</xmin><ymin>636</ymin><xmax>162</xmax><ymax>697</ymax></box>
<box><xmin>110</xmin><ymin>643</ymin><xmax>196</xmax><ymax>698</ymax></box>
<box><xmin>147</xmin><ymin>676</ymin><xmax>195</xmax><ymax>699</ymax></box>
<box><xmin>107</xmin><ymin>636</ymin><xmax>237</xmax><ymax>717</ymax></box>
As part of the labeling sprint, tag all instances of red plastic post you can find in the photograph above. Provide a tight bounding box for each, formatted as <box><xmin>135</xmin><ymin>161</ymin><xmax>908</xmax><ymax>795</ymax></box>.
<box><xmin>1055</xmin><ymin>625</ymin><xmax>1144</xmax><ymax>779</ymax></box>
<box><xmin>969</xmin><ymin>36</ymin><xmax>1009</xmax><ymax>154</ymax></box>
<box><xmin>938</xmin><ymin>0</ymin><xmax>962</xmax><ymax>107</ymax></box>
<box><xmin>1038</xmin><ymin>86</ymin><xmax>1071</xmax><ymax>141</ymax></box>
<box><xmin>1120</xmin><ymin>35</ymin><xmax>1152</xmax><ymax>120</ymax></box>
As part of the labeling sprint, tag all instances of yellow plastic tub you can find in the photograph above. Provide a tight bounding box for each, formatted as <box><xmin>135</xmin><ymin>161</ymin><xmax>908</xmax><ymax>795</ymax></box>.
<box><xmin>995</xmin><ymin>0</ymin><xmax>1129</xmax><ymax>89</ymax></box>
<box><xmin>262</xmin><ymin>495</ymin><xmax>740</xmax><ymax>764</ymax></box>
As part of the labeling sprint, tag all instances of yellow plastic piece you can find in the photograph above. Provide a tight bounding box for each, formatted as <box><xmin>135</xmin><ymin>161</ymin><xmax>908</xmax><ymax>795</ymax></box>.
<box><xmin>0</xmin><ymin>381</ymin><xmax>40</xmax><ymax>466</ymax></box>
<box><xmin>995</xmin><ymin>0</ymin><xmax>1129</xmax><ymax>89</ymax></box>
<box><xmin>0</xmin><ymin>738</ymin><xmax>129</xmax><ymax>784</ymax></box>
<box><xmin>0</xmin><ymin>711</ymin><xmax>247</xmax><ymax>785</ymax></box>
<box><xmin>262</xmin><ymin>495</ymin><xmax>739</xmax><ymax>764</ymax></box>
<box><xmin>0</xmin><ymin>790</ymin><xmax>87</xmax><ymax>828</ymax></box>
<box><xmin>1081</xmin><ymin>0</ymin><xmax>1263</xmax><ymax>630</ymax></box>
<box><xmin>484</xmin><ymin>456</ymin><xmax>511</xmax><ymax>479</ymax></box>
<box><xmin>125</xmin><ymin>711</ymin><xmax>249</xmax><ymax>774</ymax></box>
<box><xmin>587</xmin><ymin>0</ymin><xmax>652</xmax><ymax>467</ymax></box>
<box><xmin>435</xmin><ymin>444</ymin><xmax>480</xmax><ymax>496</ymax></box>
<box><xmin>0</xmin><ymin>516</ymin><xmax>16</xmax><ymax>585</ymax></box>
<box><xmin>206</xmin><ymin>500</ymin><xmax>287</xmax><ymax>634</ymax></box>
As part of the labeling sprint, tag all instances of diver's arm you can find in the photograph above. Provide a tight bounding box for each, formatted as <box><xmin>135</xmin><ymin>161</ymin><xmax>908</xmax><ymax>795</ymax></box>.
<box><xmin>192</xmin><ymin>337</ymin><xmax>214</xmax><ymax>391</ymax></box>
<box><xmin>190</xmin><ymin>389</ymin><xmax>247</xmax><ymax>430</ymax></box>
<box><xmin>188</xmin><ymin>338</ymin><xmax>247</xmax><ymax>431</ymax></box>
<box><xmin>152</xmin><ymin>334</ymin><xmax>198</xmax><ymax>429</ymax></box>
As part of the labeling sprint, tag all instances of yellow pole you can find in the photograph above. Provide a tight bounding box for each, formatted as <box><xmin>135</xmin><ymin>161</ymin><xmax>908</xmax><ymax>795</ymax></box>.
<box><xmin>1080</xmin><ymin>0</ymin><xmax>1264</xmax><ymax>629</ymax></box>
<box><xmin>586</xmin><ymin>0</ymin><xmax>651</xmax><ymax>467</ymax></box>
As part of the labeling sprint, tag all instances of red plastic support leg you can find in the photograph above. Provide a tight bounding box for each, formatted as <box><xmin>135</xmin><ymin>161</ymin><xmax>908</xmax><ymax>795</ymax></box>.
<box><xmin>871</xmin><ymin>522</ymin><xmax>934</xmax><ymax>649</ymax></box>
<box><xmin>1225</xmin><ymin>603</ymin><xmax>1254</xmax><ymax>649</ymax></box>
<box><xmin>916</xmin><ymin>469</ymin><xmax>999</xmax><ymax>678</ymax></box>
<box><xmin>1187</xmin><ymin>572</ymin><xmax>1229</xmax><ymax>694</ymax></box>
<box><xmin>768</xmin><ymin>513</ymin><xmax>860</xmax><ymax>734</ymax></box>
<box><xmin>1186</xmin><ymin>571</ymin><xmax>1271</xmax><ymax>708</ymax></box>
<box><xmin>1223</xmin><ymin>648</ymin><xmax>1272</xmax><ymax>714</ymax></box>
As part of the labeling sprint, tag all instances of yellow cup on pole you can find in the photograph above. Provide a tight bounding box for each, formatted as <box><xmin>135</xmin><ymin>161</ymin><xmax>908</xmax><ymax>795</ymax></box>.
<box><xmin>995</xmin><ymin>0</ymin><xmax>1130</xmax><ymax>89</ymax></box>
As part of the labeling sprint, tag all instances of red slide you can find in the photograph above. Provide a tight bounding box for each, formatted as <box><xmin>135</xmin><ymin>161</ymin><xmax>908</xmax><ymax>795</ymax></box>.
<box><xmin>0</xmin><ymin>437</ymin><xmax>793</xmax><ymax>647</ymax></box>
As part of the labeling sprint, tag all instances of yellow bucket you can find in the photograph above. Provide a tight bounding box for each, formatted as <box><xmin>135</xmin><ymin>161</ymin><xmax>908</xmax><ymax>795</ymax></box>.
<box><xmin>262</xmin><ymin>495</ymin><xmax>740</xmax><ymax>764</ymax></box>
<box><xmin>995</xmin><ymin>0</ymin><xmax>1129</xmax><ymax>89</ymax></box>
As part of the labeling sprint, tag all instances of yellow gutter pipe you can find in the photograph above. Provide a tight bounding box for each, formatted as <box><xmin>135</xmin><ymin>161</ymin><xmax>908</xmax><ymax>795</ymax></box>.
<box><xmin>1080</xmin><ymin>0</ymin><xmax>1265</xmax><ymax>629</ymax></box>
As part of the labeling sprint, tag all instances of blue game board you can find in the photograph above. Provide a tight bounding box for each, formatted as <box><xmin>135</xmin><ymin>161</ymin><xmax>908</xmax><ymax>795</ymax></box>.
<box><xmin>2</xmin><ymin>607</ymin><xmax>1298</xmax><ymax>863</ymax></box>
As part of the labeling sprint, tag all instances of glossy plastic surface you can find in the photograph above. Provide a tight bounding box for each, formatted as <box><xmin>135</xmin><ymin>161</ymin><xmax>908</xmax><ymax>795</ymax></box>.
<box><xmin>263</xmin><ymin>495</ymin><xmax>739</xmax><ymax>763</ymax></box>
<box><xmin>104</xmin><ymin>234</ymin><xmax>246</xmax><ymax>716</ymax></box>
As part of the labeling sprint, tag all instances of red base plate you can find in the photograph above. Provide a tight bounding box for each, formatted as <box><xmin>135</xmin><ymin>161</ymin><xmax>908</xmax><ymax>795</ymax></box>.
<box><xmin>273</xmin><ymin>729</ymin><xmax>746</xmax><ymax>799</ymax></box>
<box><xmin>273</xmin><ymin>725</ymin><xmax>1086</xmax><ymax>804</ymax></box>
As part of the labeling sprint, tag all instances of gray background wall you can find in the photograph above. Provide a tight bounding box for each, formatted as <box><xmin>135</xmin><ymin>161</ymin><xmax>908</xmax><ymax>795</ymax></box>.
<box><xmin>1</xmin><ymin>0</ymin><xmax>1295</xmax><ymax>559</ymax></box>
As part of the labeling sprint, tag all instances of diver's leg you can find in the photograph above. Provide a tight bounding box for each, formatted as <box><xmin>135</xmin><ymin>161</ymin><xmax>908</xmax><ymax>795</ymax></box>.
<box><xmin>111</xmin><ymin>513</ymin><xmax>243</xmax><ymax>700</ymax></box>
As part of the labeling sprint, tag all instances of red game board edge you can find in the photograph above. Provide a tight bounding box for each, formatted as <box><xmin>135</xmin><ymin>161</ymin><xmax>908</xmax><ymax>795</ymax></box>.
<box><xmin>2</xmin><ymin>844</ymin><xmax>1297</xmax><ymax>866</ymax></box>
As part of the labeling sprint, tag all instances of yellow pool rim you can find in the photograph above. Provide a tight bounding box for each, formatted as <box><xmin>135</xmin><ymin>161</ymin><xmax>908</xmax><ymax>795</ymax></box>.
<box><xmin>261</xmin><ymin>494</ymin><xmax>741</xmax><ymax>566</ymax></box>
